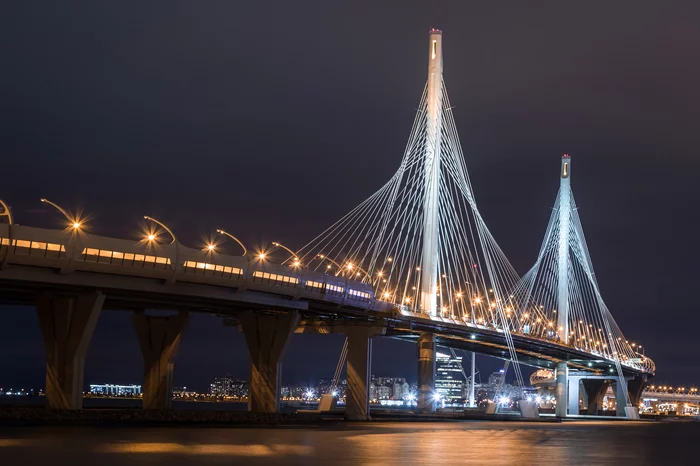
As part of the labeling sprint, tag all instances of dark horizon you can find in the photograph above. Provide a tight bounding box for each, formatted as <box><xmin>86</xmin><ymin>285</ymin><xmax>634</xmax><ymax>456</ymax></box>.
<box><xmin>1</xmin><ymin>1</ymin><xmax>699</xmax><ymax>391</ymax></box>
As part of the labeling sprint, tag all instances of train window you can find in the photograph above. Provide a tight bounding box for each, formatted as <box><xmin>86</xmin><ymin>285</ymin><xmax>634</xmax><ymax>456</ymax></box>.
<box><xmin>112</xmin><ymin>252</ymin><xmax>124</xmax><ymax>260</ymax></box>
<box><xmin>99</xmin><ymin>250</ymin><xmax>112</xmax><ymax>258</ymax></box>
<box><xmin>15</xmin><ymin>240</ymin><xmax>30</xmax><ymax>248</ymax></box>
<box><xmin>85</xmin><ymin>248</ymin><xmax>99</xmax><ymax>256</ymax></box>
<box><xmin>305</xmin><ymin>280</ymin><xmax>324</xmax><ymax>289</ymax></box>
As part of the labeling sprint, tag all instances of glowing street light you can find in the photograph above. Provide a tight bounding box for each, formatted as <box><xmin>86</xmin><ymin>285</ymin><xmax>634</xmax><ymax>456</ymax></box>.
<box><xmin>272</xmin><ymin>241</ymin><xmax>298</xmax><ymax>262</ymax></box>
<box><xmin>317</xmin><ymin>254</ymin><xmax>343</xmax><ymax>273</ymax></box>
<box><xmin>41</xmin><ymin>198</ymin><xmax>82</xmax><ymax>231</ymax></box>
<box><xmin>144</xmin><ymin>216</ymin><xmax>176</xmax><ymax>244</ymax></box>
<box><xmin>216</xmin><ymin>229</ymin><xmax>247</xmax><ymax>256</ymax></box>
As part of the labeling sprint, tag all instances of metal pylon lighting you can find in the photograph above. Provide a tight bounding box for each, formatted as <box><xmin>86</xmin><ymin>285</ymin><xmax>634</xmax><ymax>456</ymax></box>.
<box><xmin>294</xmin><ymin>29</ymin><xmax>527</xmax><ymax>388</ymax></box>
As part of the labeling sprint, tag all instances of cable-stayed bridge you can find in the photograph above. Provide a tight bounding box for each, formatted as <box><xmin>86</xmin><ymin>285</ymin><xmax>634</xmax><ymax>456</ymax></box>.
<box><xmin>0</xmin><ymin>29</ymin><xmax>652</xmax><ymax>420</ymax></box>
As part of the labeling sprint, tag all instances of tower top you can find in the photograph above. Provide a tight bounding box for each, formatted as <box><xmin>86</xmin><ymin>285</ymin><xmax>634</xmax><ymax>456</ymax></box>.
<box><xmin>429</xmin><ymin>28</ymin><xmax>442</xmax><ymax>35</ymax></box>
<box><xmin>561</xmin><ymin>154</ymin><xmax>570</xmax><ymax>179</ymax></box>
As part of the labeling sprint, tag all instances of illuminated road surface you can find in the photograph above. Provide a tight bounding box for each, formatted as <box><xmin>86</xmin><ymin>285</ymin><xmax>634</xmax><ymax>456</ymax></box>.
<box><xmin>0</xmin><ymin>421</ymin><xmax>696</xmax><ymax>465</ymax></box>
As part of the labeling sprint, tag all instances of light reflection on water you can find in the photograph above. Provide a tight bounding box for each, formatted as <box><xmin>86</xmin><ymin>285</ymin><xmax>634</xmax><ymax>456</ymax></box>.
<box><xmin>0</xmin><ymin>421</ymin><xmax>696</xmax><ymax>465</ymax></box>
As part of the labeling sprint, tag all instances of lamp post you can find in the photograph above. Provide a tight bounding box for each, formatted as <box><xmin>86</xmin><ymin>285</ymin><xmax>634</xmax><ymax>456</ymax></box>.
<box><xmin>216</xmin><ymin>229</ymin><xmax>247</xmax><ymax>256</ymax></box>
<box><xmin>144</xmin><ymin>216</ymin><xmax>176</xmax><ymax>244</ymax></box>
<box><xmin>344</xmin><ymin>261</ymin><xmax>372</xmax><ymax>282</ymax></box>
<box><xmin>316</xmin><ymin>254</ymin><xmax>343</xmax><ymax>274</ymax></box>
<box><xmin>272</xmin><ymin>241</ymin><xmax>298</xmax><ymax>262</ymax></box>
<box><xmin>0</xmin><ymin>199</ymin><xmax>12</xmax><ymax>225</ymax></box>
<box><xmin>41</xmin><ymin>198</ymin><xmax>81</xmax><ymax>230</ymax></box>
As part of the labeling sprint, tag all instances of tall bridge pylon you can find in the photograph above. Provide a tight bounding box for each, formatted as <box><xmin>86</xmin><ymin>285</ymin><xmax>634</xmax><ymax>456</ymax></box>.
<box><xmin>296</xmin><ymin>29</ymin><xmax>528</xmax><ymax>391</ymax></box>
<box><xmin>295</xmin><ymin>29</ymin><xmax>652</xmax><ymax>416</ymax></box>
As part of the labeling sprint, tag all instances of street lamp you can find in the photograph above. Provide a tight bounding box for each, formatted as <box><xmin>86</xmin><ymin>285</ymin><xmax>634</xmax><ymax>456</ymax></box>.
<box><xmin>144</xmin><ymin>216</ymin><xmax>176</xmax><ymax>244</ymax></box>
<box><xmin>0</xmin><ymin>199</ymin><xmax>12</xmax><ymax>225</ymax></box>
<box><xmin>316</xmin><ymin>254</ymin><xmax>343</xmax><ymax>273</ymax></box>
<box><xmin>41</xmin><ymin>198</ymin><xmax>82</xmax><ymax>230</ymax></box>
<box><xmin>345</xmin><ymin>261</ymin><xmax>372</xmax><ymax>282</ymax></box>
<box><xmin>216</xmin><ymin>229</ymin><xmax>247</xmax><ymax>256</ymax></box>
<box><xmin>272</xmin><ymin>241</ymin><xmax>299</xmax><ymax>263</ymax></box>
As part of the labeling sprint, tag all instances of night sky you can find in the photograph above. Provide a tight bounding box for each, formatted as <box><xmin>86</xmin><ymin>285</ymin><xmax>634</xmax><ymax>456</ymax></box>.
<box><xmin>1</xmin><ymin>2</ymin><xmax>699</xmax><ymax>391</ymax></box>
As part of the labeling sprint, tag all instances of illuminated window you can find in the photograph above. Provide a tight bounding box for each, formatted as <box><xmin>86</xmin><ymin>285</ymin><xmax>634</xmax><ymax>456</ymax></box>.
<box><xmin>563</xmin><ymin>162</ymin><xmax>568</xmax><ymax>177</ymax></box>
<box><xmin>432</xmin><ymin>40</ymin><xmax>437</xmax><ymax>59</ymax></box>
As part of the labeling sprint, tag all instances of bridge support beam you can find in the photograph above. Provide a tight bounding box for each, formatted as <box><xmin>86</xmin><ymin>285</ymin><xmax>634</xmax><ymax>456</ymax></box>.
<box><xmin>581</xmin><ymin>379</ymin><xmax>610</xmax><ymax>415</ymax></box>
<box><xmin>331</xmin><ymin>324</ymin><xmax>385</xmax><ymax>420</ymax></box>
<box><xmin>133</xmin><ymin>311</ymin><xmax>189</xmax><ymax>410</ymax></box>
<box><xmin>37</xmin><ymin>291</ymin><xmax>105</xmax><ymax>409</ymax></box>
<box><xmin>568</xmin><ymin>378</ymin><xmax>581</xmax><ymax>415</ymax></box>
<box><xmin>626</xmin><ymin>376</ymin><xmax>646</xmax><ymax>409</ymax></box>
<box><xmin>555</xmin><ymin>362</ymin><xmax>568</xmax><ymax>417</ymax></box>
<box><xmin>240</xmin><ymin>311</ymin><xmax>299</xmax><ymax>413</ymax></box>
<box><xmin>417</xmin><ymin>332</ymin><xmax>436</xmax><ymax>413</ymax></box>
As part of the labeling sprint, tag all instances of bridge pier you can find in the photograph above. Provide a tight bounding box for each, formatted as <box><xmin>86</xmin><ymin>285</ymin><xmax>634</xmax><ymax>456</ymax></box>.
<box><xmin>37</xmin><ymin>291</ymin><xmax>104</xmax><ymax>409</ymax></box>
<box><xmin>133</xmin><ymin>311</ymin><xmax>189</xmax><ymax>410</ymax></box>
<box><xmin>417</xmin><ymin>332</ymin><xmax>436</xmax><ymax>413</ymax></box>
<box><xmin>555</xmin><ymin>362</ymin><xmax>568</xmax><ymax>417</ymax></box>
<box><xmin>239</xmin><ymin>311</ymin><xmax>299</xmax><ymax>413</ymax></box>
<box><xmin>568</xmin><ymin>377</ymin><xmax>581</xmax><ymax>415</ymax></box>
<box><xmin>334</xmin><ymin>324</ymin><xmax>384</xmax><ymax>421</ymax></box>
<box><xmin>581</xmin><ymin>378</ymin><xmax>610</xmax><ymax>415</ymax></box>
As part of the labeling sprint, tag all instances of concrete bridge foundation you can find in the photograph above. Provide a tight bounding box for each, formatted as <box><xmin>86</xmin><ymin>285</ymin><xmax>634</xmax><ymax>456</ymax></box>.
<box><xmin>337</xmin><ymin>325</ymin><xmax>384</xmax><ymax>420</ymax></box>
<box><xmin>239</xmin><ymin>311</ymin><xmax>299</xmax><ymax>413</ymax></box>
<box><xmin>567</xmin><ymin>371</ymin><xmax>645</xmax><ymax>418</ymax></box>
<box><xmin>133</xmin><ymin>311</ymin><xmax>189</xmax><ymax>409</ymax></box>
<box><xmin>417</xmin><ymin>332</ymin><xmax>436</xmax><ymax>413</ymax></box>
<box><xmin>37</xmin><ymin>291</ymin><xmax>105</xmax><ymax>409</ymax></box>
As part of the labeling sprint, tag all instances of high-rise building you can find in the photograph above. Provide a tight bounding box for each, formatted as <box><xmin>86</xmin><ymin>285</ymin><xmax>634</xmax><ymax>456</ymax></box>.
<box><xmin>210</xmin><ymin>376</ymin><xmax>248</xmax><ymax>397</ymax></box>
<box><xmin>89</xmin><ymin>384</ymin><xmax>141</xmax><ymax>396</ymax></box>
<box><xmin>435</xmin><ymin>352</ymin><xmax>465</xmax><ymax>406</ymax></box>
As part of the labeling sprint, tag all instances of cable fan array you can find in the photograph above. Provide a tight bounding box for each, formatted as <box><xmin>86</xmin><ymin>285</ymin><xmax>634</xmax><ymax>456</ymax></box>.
<box><xmin>294</xmin><ymin>70</ymin><xmax>653</xmax><ymax>388</ymax></box>
<box><xmin>294</xmin><ymin>79</ymin><xmax>528</xmax><ymax>387</ymax></box>
<box><xmin>509</xmin><ymin>182</ymin><xmax>655</xmax><ymax>375</ymax></box>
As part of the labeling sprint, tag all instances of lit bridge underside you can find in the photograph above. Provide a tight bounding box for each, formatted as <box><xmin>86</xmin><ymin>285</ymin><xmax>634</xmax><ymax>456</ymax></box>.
<box><xmin>0</xmin><ymin>224</ymin><xmax>651</xmax><ymax>379</ymax></box>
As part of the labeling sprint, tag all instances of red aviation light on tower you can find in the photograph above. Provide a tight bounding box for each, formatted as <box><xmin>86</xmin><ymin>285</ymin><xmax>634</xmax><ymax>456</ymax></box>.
<box><xmin>562</xmin><ymin>153</ymin><xmax>570</xmax><ymax>158</ymax></box>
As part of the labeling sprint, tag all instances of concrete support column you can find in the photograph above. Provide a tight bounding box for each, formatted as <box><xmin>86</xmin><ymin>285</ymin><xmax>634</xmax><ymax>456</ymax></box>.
<box><xmin>239</xmin><ymin>311</ymin><xmax>299</xmax><ymax>413</ymax></box>
<box><xmin>581</xmin><ymin>379</ymin><xmax>610</xmax><ymax>415</ymax></box>
<box><xmin>626</xmin><ymin>376</ymin><xmax>647</xmax><ymax>408</ymax></box>
<box><xmin>133</xmin><ymin>311</ymin><xmax>189</xmax><ymax>410</ymax></box>
<box><xmin>417</xmin><ymin>332</ymin><xmax>436</xmax><ymax>413</ymax></box>
<box><xmin>37</xmin><ymin>291</ymin><xmax>104</xmax><ymax>409</ymax></box>
<box><xmin>615</xmin><ymin>379</ymin><xmax>627</xmax><ymax>417</ymax></box>
<box><xmin>568</xmin><ymin>377</ymin><xmax>580</xmax><ymax>415</ymax></box>
<box><xmin>555</xmin><ymin>362</ymin><xmax>568</xmax><ymax>417</ymax></box>
<box><xmin>339</xmin><ymin>325</ymin><xmax>384</xmax><ymax>420</ymax></box>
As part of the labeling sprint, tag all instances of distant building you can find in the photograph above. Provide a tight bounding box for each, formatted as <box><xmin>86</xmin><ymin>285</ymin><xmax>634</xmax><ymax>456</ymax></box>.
<box><xmin>435</xmin><ymin>352</ymin><xmax>465</xmax><ymax>406</ymax></box>
<box><xmin>210</xmin><ymin>376</ymin><xmax>248</xmax><ymax>397</ymax></box>
<box><xmin>488</xmin><ymin>370</ymin><xmax>505</xmax><ymax>386</ymax></box>
<box><xmin>89</xmin><ymin>384</ymin><xmax>141</xmax><ymax>396</ymax></box>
